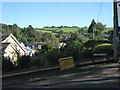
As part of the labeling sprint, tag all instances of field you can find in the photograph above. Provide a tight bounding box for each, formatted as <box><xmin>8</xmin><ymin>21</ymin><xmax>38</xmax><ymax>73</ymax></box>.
<box><xmin>37</xmin><ymin>27</ymin><xmax>113</xmax><ymax>34</ymax></box>
<box><xmin>37</xmin><ymin>27</ymin><xmax>87</xmax><ymax>34</ymax></box>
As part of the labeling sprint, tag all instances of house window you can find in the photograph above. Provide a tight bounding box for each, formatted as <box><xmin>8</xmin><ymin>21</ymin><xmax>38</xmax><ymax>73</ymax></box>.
<box><xmin>38</xmin><ymin>45</ymin><xmax>42</xmax><ymax>50</ymax></box>
<box><xmin>32</xmin><ymin>45</ymin><xmax>35</xmax><ymax>48</ymax></box>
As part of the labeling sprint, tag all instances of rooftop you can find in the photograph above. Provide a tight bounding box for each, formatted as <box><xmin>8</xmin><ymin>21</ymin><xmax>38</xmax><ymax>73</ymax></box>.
<box><xmin>0</xmin><ymin>43</ymin><xmax>10</xmax><ymax>53</ymax></box>
<box><xmin>2</xmin><ymin>33</ymin><xmax>11</xmax><ymax>41</ymax></box>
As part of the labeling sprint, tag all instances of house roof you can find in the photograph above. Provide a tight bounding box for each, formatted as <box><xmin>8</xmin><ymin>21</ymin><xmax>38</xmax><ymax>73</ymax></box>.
<box><xmin>0</xmin><ymin>43</ymin><xmax>10</xmax><ymax>53</ymax></box>
<box><xmin>2</xmin><ymin>33</ymin><xmax>26</xmax><ymax>54</ymax></box>
<box><xmin>2</xmin><ymin>33</ymin><xmax>11</xmax><ymax>41</ymax></box>
<box><xmin>27</xmin><ymin>41</ymin><xmax>46</xmax><ymax>46</ymax></box>
<box><xmin>0</xmin><ymin>43</ymin><xmax>20</xmax><ymax>55</ymax></box>
<box><xmin>33</xmin><ymin>42</ymin><xmax>46</xmax><ymax>45</ymax></box>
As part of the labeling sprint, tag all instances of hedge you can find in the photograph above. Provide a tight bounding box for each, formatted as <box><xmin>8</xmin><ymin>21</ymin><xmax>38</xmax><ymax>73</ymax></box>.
<box><xmin>92</xmin><ymin>43</ymin><xmax>114</xmax><ymax>56</ymax></box>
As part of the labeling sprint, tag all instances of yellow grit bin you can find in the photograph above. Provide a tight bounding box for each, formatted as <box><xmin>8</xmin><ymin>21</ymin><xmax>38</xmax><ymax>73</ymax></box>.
<box><xmin>59</xmin><ymin>57</ymin><xmax>75</xmax><ymax>70</ymax></box>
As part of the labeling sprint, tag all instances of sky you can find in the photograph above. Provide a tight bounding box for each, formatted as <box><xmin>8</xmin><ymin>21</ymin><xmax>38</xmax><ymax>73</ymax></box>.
<box><xmin>1</xmin><ymin>1</ymin><xmax>113</xmax><ymax>28</ymax></box>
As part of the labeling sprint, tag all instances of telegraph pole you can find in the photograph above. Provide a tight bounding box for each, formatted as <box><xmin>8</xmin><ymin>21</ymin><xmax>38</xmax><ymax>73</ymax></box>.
<box><xmin>118</xmin><ymin>1</ymin><xmax>120</xmax><ymax>62</ymax></box>
<box><xmin>113</xmin><ymin>0</ymin><xmax>118</xmax><ymax>62</ymax></box>
<box><xmin>93</xmin><ymin>27</ymin><xmax>95</xmax><ymax>40</ymax></box>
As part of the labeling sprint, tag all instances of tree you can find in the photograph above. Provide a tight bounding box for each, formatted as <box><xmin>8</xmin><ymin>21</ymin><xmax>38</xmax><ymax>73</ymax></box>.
<box><xmin>21</xmin><ymin>37</ymin><xmax>28</xmax><ymax>45</ymax></box>
<box><xmin>58</xmin><ymin>30</ymin><xmax>64</xmax><ymax>38</ymax></box>
<box><xmin>78</xmin><ymin>29</ymin><xmax>82</xmax><ymax>34</ymax></box>
<box><xmin>95</xmin><ymin>30</ymin><xmax>105</xmax><ymax>40</ymax></box>
<box><xmin>88</xmin><ymin>19</ymin><xmax>96</xmax><ymax>33</ymax></box>
<box><xmin>96</xmin><ymin>22</ymin><xmax>105</xmax><ymax>31</ymax></box>
<box><xmin>28</xmin><ymin>25</ymin><xmax>34</xmax><ymax>30</ymax></box>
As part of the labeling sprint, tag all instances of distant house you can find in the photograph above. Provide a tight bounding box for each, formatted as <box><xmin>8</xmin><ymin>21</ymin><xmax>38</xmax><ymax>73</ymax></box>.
<box><xmin>1</xmin><ymin>33</ymin><xmax>26</xmax><ymax>64</ymax></box>
<box><xmin>20</xmin><ymin>42</ymin><xmax>35</xmax><ymax>56</ymax></box>
<box><xmin>59</xmin><ymin>42</ymin><xmax>66</xmax><ymax>49</ymax></box>
<box><xmin>59</xmin><ymin>39</ymin><xmax>67</xmax><ymax>49</ymax></box>
<box><xmin>27</xmin><ymin>41</ymin><xmax>46</xmax><ymax>50</ymax></box>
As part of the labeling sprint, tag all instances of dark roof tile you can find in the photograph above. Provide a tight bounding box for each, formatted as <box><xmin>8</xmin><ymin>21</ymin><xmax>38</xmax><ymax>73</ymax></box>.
<box><xmin>0</xmin><ymin>43</ymin><xmax>10</xmax><ymax>53</ymax></box>
<box><xmin>2</xmin><ymin>34</ymin><xmax>11</xmax><ymax>41</ymax></box>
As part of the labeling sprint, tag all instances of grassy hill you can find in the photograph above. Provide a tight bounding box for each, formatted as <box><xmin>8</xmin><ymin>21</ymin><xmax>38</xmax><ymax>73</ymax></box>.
<box><xmin>37</xmin><ymin>27</ymin><xmax>87</xmax><ymax>34</ymax></box>
<box><xmin>37</xmin><ymin>27</ymin><xmax>113</xmax><ymax>35</ymax></box>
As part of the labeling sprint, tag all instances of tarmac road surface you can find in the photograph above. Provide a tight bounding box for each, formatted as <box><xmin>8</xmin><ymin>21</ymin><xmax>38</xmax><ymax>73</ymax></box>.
<box><xmin>2</xmin><ymin>63</ymin><xmax>120</xmax><ymax>88</ymax></box>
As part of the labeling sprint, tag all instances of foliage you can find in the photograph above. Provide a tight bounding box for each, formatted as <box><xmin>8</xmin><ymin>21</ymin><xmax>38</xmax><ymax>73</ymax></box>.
<box><xmin>17</xmin><ymin>56</ymin><xmax>31</xmax><ymax>69</ymax></box>
<box><xmin>81</xmin><ymin>40</ymin><xmax>112</xmax><ymax>59</ymax></box>
<box><xmin>87</xmin><ymin>20</ymin><xmax>106</xmax><ymax>40</ymax></box>
<box><xmin>30</xmin><ymin>56</ymin><xmax>44</xmax><ymax>67</ymax></box>
<box><xmin>84</xmin><ymin>40</ymin><xmax>111</xmax><ymax>49</ymax></box>
<box><xmin>96</xmin><ymin>22</ymin><xmax>105</xmax><ymax>31</ymax></box>
<box><xmin>47</xmin><ymin>35</ymin><xmax>60</xmax><ymax>48</ymax></box>
<box><xmin>88</xmin><ymin>19</ymin><xmax>96</xmax><ymax>33</ymax></box>
<box><xmin>42</xmin><ymin>48</ymin><xmax>62</xmax><ymax>66</ymax></box>
<box><xmin>1</xmin><ymin>23</ymin><xmax>61</xmax><ymax>48</ymax></box>
<box><xmin>40</xmin><ymin>43</ymin><xmax>52</xmax><ymax>54</ymax></box>
<box><xmin>92</xmin><ymin>43</ymin><xmax>114</xmax><ymax>56</ymax></box>
<box><xmin>38</xmin><ymin>41</ymin><xmax>83</xmax><ymax>66</ymax></box>
<box><xmin>95</xmin><ymin>30</ymin><xmax>105</xmax><ymax>40</ymax></box>
<box><xmin>2</xmin><ymin>56</ymin><xmax>16</xmax><ymax>72</ymax></box>
<box><xmin>81</xmin><ymin>47</ymin><xmax>93</xmax><ymax>59</ymax></box>
<box><xmin>1</xmin><ymin>22</ymin><xmax>113</xmax><ymax>71</ymax></box>
<box><xmin>61</xmin><ymin>41</ymin><xmax>83</xmax><ymax>61</ymax></box>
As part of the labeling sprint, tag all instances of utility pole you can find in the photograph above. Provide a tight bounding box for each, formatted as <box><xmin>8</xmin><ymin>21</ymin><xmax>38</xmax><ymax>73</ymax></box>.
<box><xmin>93</xmin><ymin>27</ymin><xmax>95</xmax><ymax>40</ymax></box>
<box><xmin>93</xmin><ymin>25</ymin><xmax>96</xmax><ymax>40</ymax></box>
<box><xmin>118</xmin><ymin>1</ymin><xmax>120</xmax><ymax>62</ymax></box>
<box><xmin>113</xmin><ymin>0</ymin><xmax>118</xmax><ymax>62</ymax></box>
<box><xmin>93</xmin><ymin>22</ymin><xmax>96</xmax><ymax>40</ymax></box>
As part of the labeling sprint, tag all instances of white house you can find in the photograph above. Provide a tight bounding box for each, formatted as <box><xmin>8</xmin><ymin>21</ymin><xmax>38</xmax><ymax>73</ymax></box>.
<box><xmin>1</xmin><ymin>33</ymin><xmax>26</xmax><ymax>64</ymax></box>
<box><xmin>27</xmin><ymin>41</ymin><xmax>46</xmax><ymax>50</ymax></box>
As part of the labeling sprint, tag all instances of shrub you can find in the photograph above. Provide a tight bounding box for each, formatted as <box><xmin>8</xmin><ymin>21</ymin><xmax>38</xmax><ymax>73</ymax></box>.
<box><xmin>81</xmin><ymin>48</ymin><xmax>93</xmax><ymax>59</ymax></box>
<box><xmin>40</xmin><ymin>44</ymin><xmax>52</xmax><ymax>54</ymax></box>
<box><xmin>84</xmin><ymin>40</ymin><xmax>111</xmax><ymax>49</ymax></box>
<box><xmin>43</xmin><ymin>49</ymin><xmax>61</xmax><ymax>66</ymax></box>
<box><xmin>92</xmin><ymin>43</ymin><xmax>114</xmax><ymax>56</ymax></box>
<box><xmin>84</xmin><ymin>40</ymin><xmax>98</xmax><ymax>49</ymax></box>
<box><xmin>82</xmin><ymin>40</ymin><xmax>112</xmax><ymax>59</ymax></box>
<box><xmin>31</xmin><ymin>56</ymin><xmax>44</xmax><ymax>67</ymax></box>
<box><xmin>62</xmin><ymin>41</ymin><xmax>83</xmax><ymax>61</ymax></box>
<box><xmin>2</xmin><ymin>56</ymin><xmax>15</xmax><ymax>72</ymax></box>
<box><xmin>17</xmin><ymin>56</ymin><xmax>31</xmax><ymax>69</ymax></box>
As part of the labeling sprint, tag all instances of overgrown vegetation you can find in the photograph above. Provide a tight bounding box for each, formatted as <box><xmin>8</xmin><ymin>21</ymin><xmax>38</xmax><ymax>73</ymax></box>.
<box><xmin>92</xmin><ymin>43</ymin><xmax>114</xmax><ymax>56</ymax></box>
<box><xmin>1</xmin><ymin>19</ymin><xmax>114</xmax><ymax>72</ymax></box>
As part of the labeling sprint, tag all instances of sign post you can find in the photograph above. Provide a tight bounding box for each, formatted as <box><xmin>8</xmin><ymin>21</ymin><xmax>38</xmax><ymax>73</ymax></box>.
<box><xmin>59</xmin><ymin>57</ymin><xmax>75</xmax><ymax>70</ymax></box>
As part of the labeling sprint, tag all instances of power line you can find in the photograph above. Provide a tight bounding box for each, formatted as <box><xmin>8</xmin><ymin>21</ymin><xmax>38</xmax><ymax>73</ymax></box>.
<box><xmin>97</xmin><ymin>1</ymin><xmax>104</xmax><ymax>22</ymax></box>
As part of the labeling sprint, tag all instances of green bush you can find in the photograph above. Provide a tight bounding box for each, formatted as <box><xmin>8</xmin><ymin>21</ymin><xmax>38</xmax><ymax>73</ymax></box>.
<box><xmin>17</xmin><ymin>56</ymin><xmax>31</xmax><ymax>69</ymax></box>
<box><xmin>62</xmin><ymin>41</ymin><xmax>83</xmax><ymax>61</ymax></box>
<box><xmin>84</xmin><ymin>40</ymin><xmax>111</xmax><ymax>49</ymax></box>
<box><xmin>38</xmin><ymin>43</ymin><xmax>52</xmax><ymax>55</ymax></box>
<box><xmin>2</xmin><ymin>56</ymin><xmax>16</xmax><ymax>72</ymax></box>
<box><xmin>43</xmin><ymin>49</ymin><xmax>61</xmax><ymax>66</ymax></box>
<box><xmin>81</xmin><ymin>40</ymin><xmax>112</xmax><ymax>59</ymax></box>
<box><xmin>81</xmin><ymin>48</ymin><xmax>93</xmax><ymax>59</ymax></box>
<box><xmin>31</xmin><ymin>56</ymin><xmax>44</xmax><ymax>67</ymax></box>
<box><xmin>92</xmin><ymin>43</ymin><xmax>114</xmax><ymax>56</ymax></box>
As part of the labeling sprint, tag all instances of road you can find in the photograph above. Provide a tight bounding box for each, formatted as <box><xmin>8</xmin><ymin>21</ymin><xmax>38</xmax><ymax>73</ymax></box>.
<box><xmin>2</xmin><ymin>63</ymin><xmax>120</xmax><ymax>88</ymax></box>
